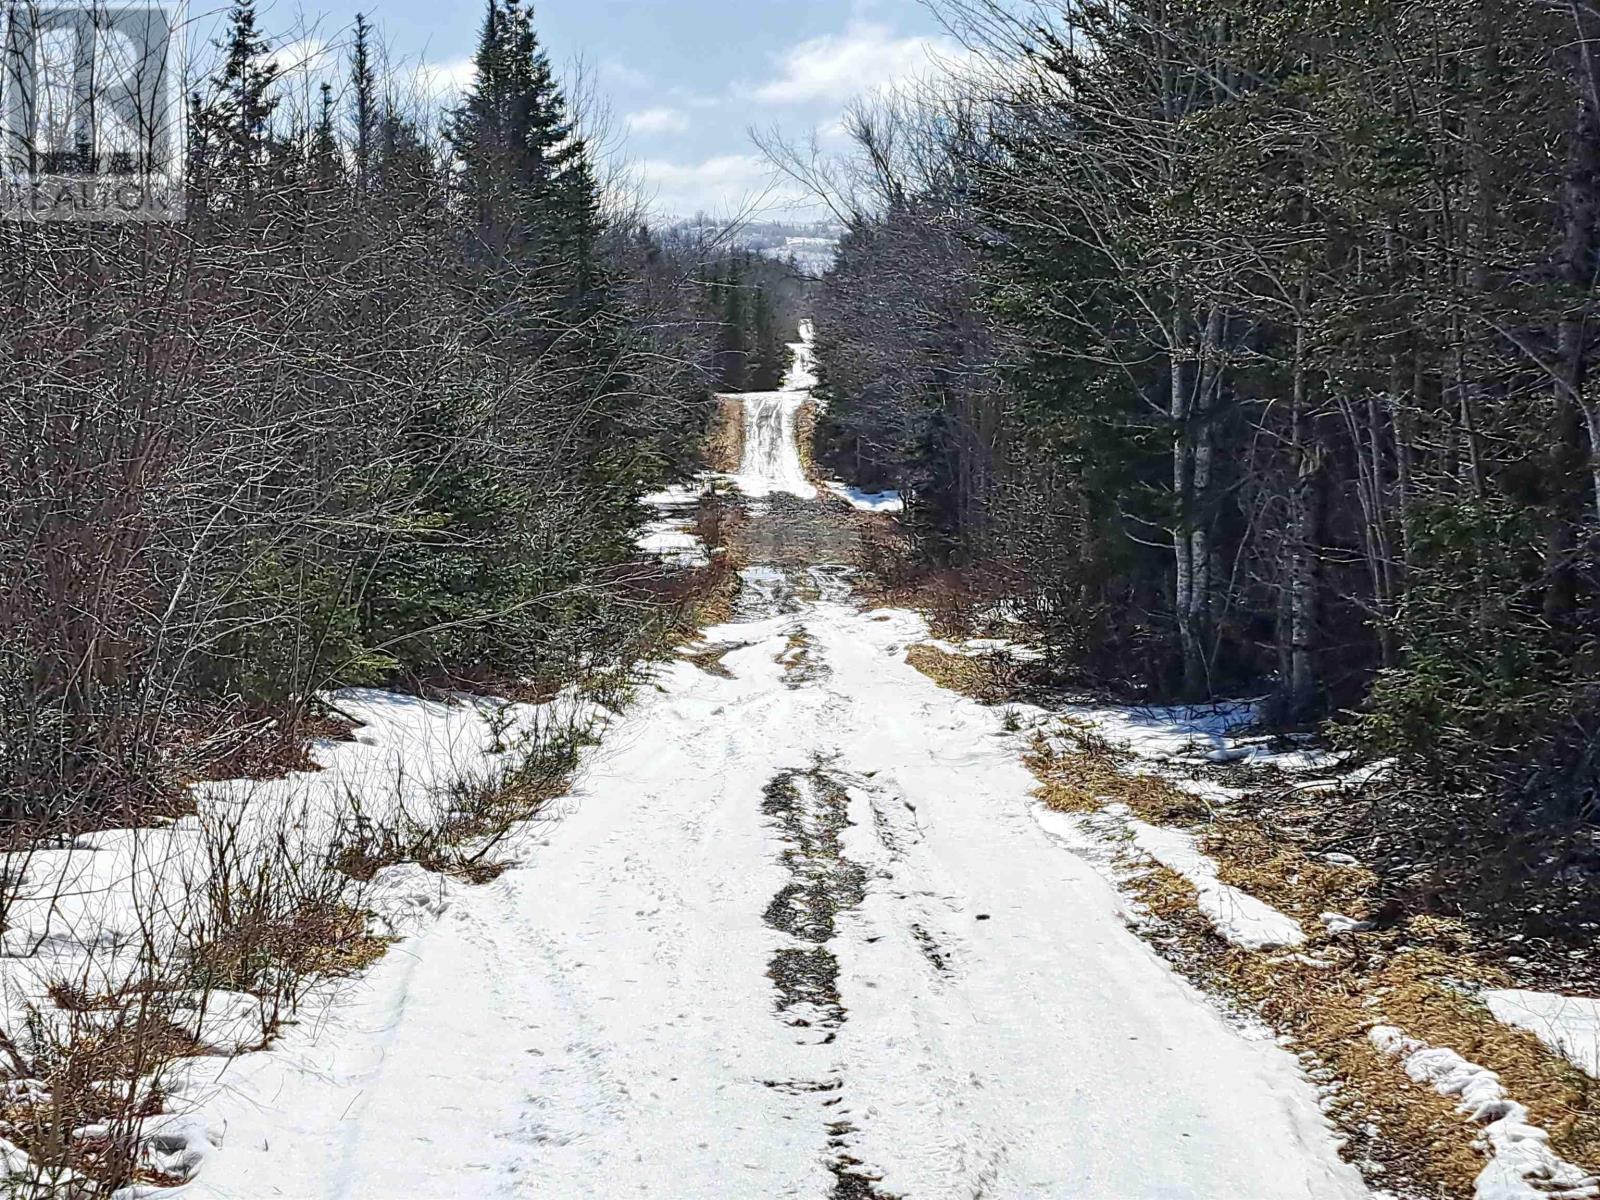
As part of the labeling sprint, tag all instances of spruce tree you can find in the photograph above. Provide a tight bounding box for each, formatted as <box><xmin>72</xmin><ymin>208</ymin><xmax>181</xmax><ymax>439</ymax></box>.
<box><xmin>351</xmin><ymin>14</ymin><xmax>378</xmax><ymax>188</ymax></box>
<box><xmin>449</xmin><ymin>0</ymin><xmax>587</xmax><ymax>263</ymax></box>
<box><xmin>193</xmin><ymin>0</ymin><xmax>280</xmax><ymax>203</ymax></box>
<box><xmin>310</xmin><ymin>83</ymin><xmax>341</xmax><ymax>191</ymax></box>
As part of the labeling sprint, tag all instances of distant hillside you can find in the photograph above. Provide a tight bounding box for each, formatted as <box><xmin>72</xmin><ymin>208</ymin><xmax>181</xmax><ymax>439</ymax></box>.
<box><xmin>675</xmin><ymin>218</ymin><xmax>846</xmax><ymax>277</ymax></box>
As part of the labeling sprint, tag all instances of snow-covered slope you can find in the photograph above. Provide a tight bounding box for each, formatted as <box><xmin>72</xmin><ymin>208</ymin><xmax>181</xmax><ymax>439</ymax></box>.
<box><xmin>730</xmin><ymin>324</ymin><xmax>818</xmax><ymax>501</ymax></box>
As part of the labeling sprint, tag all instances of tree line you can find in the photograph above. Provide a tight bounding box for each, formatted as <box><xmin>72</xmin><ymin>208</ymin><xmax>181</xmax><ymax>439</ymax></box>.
<box><xmin>805</xmin><ymin>0</ymin><xmax>1600</xmax><ymax>932</ymax></box>
<box><xmin>708</xmin><ymin>250</ymin><xmax>807</xmax><ymax>393</ymax></box>
<box><xmin>0</xmin><ymin>0</ymin><xmax>765</xmax><ymax>830</ymax></box>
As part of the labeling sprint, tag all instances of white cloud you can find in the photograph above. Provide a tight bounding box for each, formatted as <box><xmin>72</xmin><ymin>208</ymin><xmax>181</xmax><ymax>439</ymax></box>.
<box><xmin>634</xmin><ymin>153</ymin><xmax>803</xmax><ymax>219</ymax></box>
<box><xmin>625</xmin><ymin>106</ymin><xmax>690</xmax><ymax>136</ymax></box>
<box><xmin>751</xmin><ymin>21</ymin><xmax>964</xmax><ymax>105</ymax></box>
<box><xmin>601</xmin><ymin>58</ymin><xmax>651</xmax><ymax>90</ymax></box>
<box><xmin>415</xmin><ymin>56</ymin><xmax>476</xmax><ymax>102</ymax></box>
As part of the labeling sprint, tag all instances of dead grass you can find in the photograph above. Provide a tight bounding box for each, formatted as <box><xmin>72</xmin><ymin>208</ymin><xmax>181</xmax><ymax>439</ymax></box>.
<box><xmin>905</xmin><ymin>644</ymin><xmax>1019</xmax><ymax>705</ymax></box>
<box><xmin>705</xmin><ymin>396</ymin><xmax>744</xmax><ymax>473</ymax></box>
<box><xmin>681</xmin><ymin>510</ymin><xmax>1600</xmax><ymax>1196</ymax></box>
<box><xmin>1218</xmin><ymin>937</ymin><xmax>1600</xmax><ymax>1195</ymax></box>
<box><xmin>677</xmin><ymin>491</ymin><xmax>745</xmax><ymax>631</ymax></box>
<box><xmin>1204</xmin><ymin>818</ymin><xmax>1375</xmax><ymax>926</ymax></box>
<box><xmin>864</xmin><ymin>568</ymin><xmax>991</xmax><ymax>640</ymax></box>
<box><xmin>0</xmin><ymin>1007</ymin><xmax>192</xmax><ymax>1190</ymax></box>
<box><xmin>690</xmin><ymin>559</ymin><xmax>741</xmax><ymax>630</ymax></box>
<box><xmin>682</xmin><ymin>643</ymin><xmax>741</xmax><ymax>678</ymax></box>
<box><xmin>187</xmin><ymin>901</ymin><xmax>390</xmax><ymax>993</ymax></box>
<box><xmin>796</xmin><ymin>400</ymin><xmax>819</xmax><ymax>473</ymax></box>
<box><xmin>615</xmin><ymin>491</ymin><xmax>744</xmax><ymax>654</ymax></box>
<box><xmin>333</xmin><ymin>723</ymin><xmax>584</xmax><ymax>888</ymax></box>
<box><xmin>1124</xmin><ymin>863</ymin><xmax>1496</xmax><ymax>1196</ymax></box>
<box><xmin>1037</xmin><ymin>733</ymin><xmax>1600</xmax><ymax>1197</ymax></box>
<box><xmin>1027</xmin><ymin>723</ymin><xmax>1211</xmax><ymax>825</ymax></box>
<box><xmin>795</xmin><ymin>400</ymin><xmax>821</xmax><ymax>484</ymax></box>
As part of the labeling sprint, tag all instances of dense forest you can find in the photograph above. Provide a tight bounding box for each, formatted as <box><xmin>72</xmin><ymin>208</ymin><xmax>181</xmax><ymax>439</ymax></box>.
<box><xmin>0</xmin><ymin>0</ymin><xmax>786</xmax><ymax>833</ymax></box>
<box><xmin>708</xmin><ymin>250</ymin><xmax>807</xmax><ymax>393</ymax></box>
<box><xmin>807</xmin><ymin>0</ymin><xmax>1600</xmax><ymax>932</ymax></box>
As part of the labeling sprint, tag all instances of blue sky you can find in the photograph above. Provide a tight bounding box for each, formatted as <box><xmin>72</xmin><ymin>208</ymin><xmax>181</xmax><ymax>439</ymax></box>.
<box><xmin>248</xmin><ymin>0</ymin><xmax>962</xmax><ymax>219</ymax></box>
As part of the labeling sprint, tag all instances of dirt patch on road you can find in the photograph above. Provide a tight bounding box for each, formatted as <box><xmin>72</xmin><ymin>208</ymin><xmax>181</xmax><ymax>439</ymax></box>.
<box><xmin>732</xmin><ymin>494</ymin><xmax>866</xmax><ymax>568</ymax></box>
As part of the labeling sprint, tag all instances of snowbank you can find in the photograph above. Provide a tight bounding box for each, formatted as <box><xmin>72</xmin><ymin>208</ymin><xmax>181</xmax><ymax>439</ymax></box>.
<box><xmin>1126</xmin><ymin>817</ymin><xmax>1307</xmax><ymax>951</ymax></box>
<box><xmin>635</xmin><ymin>481</ymin><xmax>711</xmax><ymax>567</ymax></box>
<box><xmin>923</xmin><ymin>635</ymin><xmax>1045</xmax><ymax>663</ymax></box>
<box><xmin>824</xmin><ymin>482</ymin><xmax>903</xmax><ymax>513</ymax></box>
<box><xmin>1484</xmin><ymin>990</ymin><xmax>1600</xmax><ymax>1078</ymax></box>
<box><xmin>1370</xmin><ymin>1025</ymin><xmax>1599</xmax><ymax>1200</ymax></box>
<box><xmin>0</xmin><ymin>686</ymin><xmax>598</xmax><ymax>1192</ymax></box>
<box><xmin>636</xmin><ymin>518</ymin><xmax>709</xmax><ymax>567</ymax></box>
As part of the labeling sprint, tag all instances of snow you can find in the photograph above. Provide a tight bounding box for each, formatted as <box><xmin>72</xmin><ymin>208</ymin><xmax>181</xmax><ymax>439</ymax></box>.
<box><xmin>639</xmin><ymin>482</ymin><xmax>707</xmax><ymax>508</ymax></box>
<box><xmin>172</xmin><ymin>361</ymin><xmax>1366</xmax><ymax>1195</ymax></box>
<box><xmin>8</xmin><ymin>327</ymin><xmax>1377</xmax><ymax>1198</ymax></box>
<box><xmin>1038</xmin><ymin>701</ymin><xmax>1389</xmax><ymax>804</ymax></box>
<box><xmin>729</xmin><ymin>324</ymin><xmax>819</xmax><ymax>501</ymax></box>
<box><xmin>925</xmin><ymin>634</ymin><xmax>1046</xmax><ymax>663</ymax></box>
<box><xmin>1370</xmin><ymin>1025</ymin><xmax>1599</xmax><ymax>1200</ymax></box>
<box><xmin>1484</xmin><ymin>990</ymin><xmax>1600</xmax><ymax>1078</ymax></box>
<box><xmin>732</xmin><ymin>390</ymin><xmax>816</xmax><ymax>500</ymax></box>
<box><xmin>787</xmin><ymin>319</ymin><xmax>818</xmax><ymax>390</ymax></box>
<box><xmin>824</xmin><ymin>481</ymin><xmax>904</xmax><ymax>512</ymax></box>
<box><xmin>0</xmin><ymin>687</ymin><xmax>549</xmax><ymax>965</ymax></box>
<box><xmin>635</xmin><ymin>518</ymin><xmax>709</xmax><ymax>567</ymax></box>
<box><xmin>635</xmin><ymin>481</ymin><xmax>710</xmax><ymax>567</ymax></box>
<box><xmin>1321</xmin><ymin>912</ymin><xmax>1375</xmax><ymax>935</ymax></box>
<box><xmin>1126</xmin><ymin>817</ymin><xmax>1308</xmax><ymax>951</ymax></box>
<box><xmin>179</xmin><ymin>573</ymin><xmax>1368</xmax><ymax>1199</ymax></box>
<box><xmin>0</xmin><ymin>687</ymin><xmax>597</xmax><ymax>1194</ymax></box>
<box><xmin>1056</xmin><ymin>701</ymin><xmax>1261</xmax><ymax>762</ymax></box>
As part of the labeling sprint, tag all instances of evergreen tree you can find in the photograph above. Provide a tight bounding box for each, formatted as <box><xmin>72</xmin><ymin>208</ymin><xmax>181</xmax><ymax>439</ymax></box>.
<box><xmin>351</xmin><ymin>14</ymin><xmax>378</xmax><ymax>187</ymax></box>
<box><xmin>718</xmin><ymin>263</ymin><xmax>749</xmax><ymax>391</ymax></box>
<box><xmin>448</xmin><ymin>0</ymin><xmax>583</xmax><ymax>262</ymax></box>
<box><xmin>191</xmin><ymin>0</ymin><xmax>280</xmax><ymax>203</ymax></box>
<box><xmin>310</xmin><ymin>83</ymin><xmax>341</xmax><ymax>191</ymax></box>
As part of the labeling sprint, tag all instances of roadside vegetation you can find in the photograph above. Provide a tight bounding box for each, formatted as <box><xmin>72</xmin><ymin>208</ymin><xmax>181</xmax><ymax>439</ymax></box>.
<box><xmin>784</xmin><ymin>3</ymin><xmax>1600</xmax><ymax>1193</ymax></box>
<box><xmin>788</xmin><ymin>0</ymin><xmax>1600</xmax><ymax>963</ymax></box>
<box><xmin>0</xmin><ymin>0</ymin><xmax>779</xmax><ymax>1190</ymax></box>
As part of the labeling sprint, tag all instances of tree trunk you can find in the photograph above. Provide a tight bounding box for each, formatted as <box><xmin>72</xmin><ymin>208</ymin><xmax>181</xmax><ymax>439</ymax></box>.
<box><xmin>1287</xmin><ymin>308</ymin><xmax>1323</xmax><ymax>722</ymax></box>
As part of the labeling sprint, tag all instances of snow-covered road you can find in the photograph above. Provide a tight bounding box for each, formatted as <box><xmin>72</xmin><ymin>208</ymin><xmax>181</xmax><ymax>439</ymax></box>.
<box><xmin>187</xmin><ymin>336</ymin><xmax>1371</xmax><ymax>1199</ymax></box>
<box><xmin>730</xmin><ymin>325</ymin><xmax>818</xmax><ymax>501</ymax></box>
<box><xmin>732</xmin><ymin>391</ymin><xmax>815</xmax><ymax>500</ymax></box>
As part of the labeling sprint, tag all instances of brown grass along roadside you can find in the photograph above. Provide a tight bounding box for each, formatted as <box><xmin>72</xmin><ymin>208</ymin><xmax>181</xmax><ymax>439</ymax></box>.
<box><xmin>905</xmin><ymin>644</ymin><xmax>1020</xmax><ymax>705</ymax></box>
<box><xmin>705</xmin><ymin>396</ymin><xmax>744</xmax><ymax>473</ymax></box>
<box><xmin>1025</xmin><ymin>721</ymin><xmax>1600</xmax><ymax>1198</ymax></box>
<box><xmin>1027</xmin><ymin>722</ymin><xmax>1212</xmax><ymax>825</ymax></box>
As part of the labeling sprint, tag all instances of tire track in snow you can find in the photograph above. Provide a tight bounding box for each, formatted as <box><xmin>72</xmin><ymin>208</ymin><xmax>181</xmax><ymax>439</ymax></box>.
<box><xmin>759</xmin><ymin>761</ymin><xmax>899</xmax><ymax>1199</ymax></box>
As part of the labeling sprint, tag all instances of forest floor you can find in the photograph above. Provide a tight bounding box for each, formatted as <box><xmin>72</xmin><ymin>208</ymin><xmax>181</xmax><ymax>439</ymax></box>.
<box><xmin>8</xmin><ymin>332</ymin><xmax>1594</xmax><ymax>1199</ymax></box>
